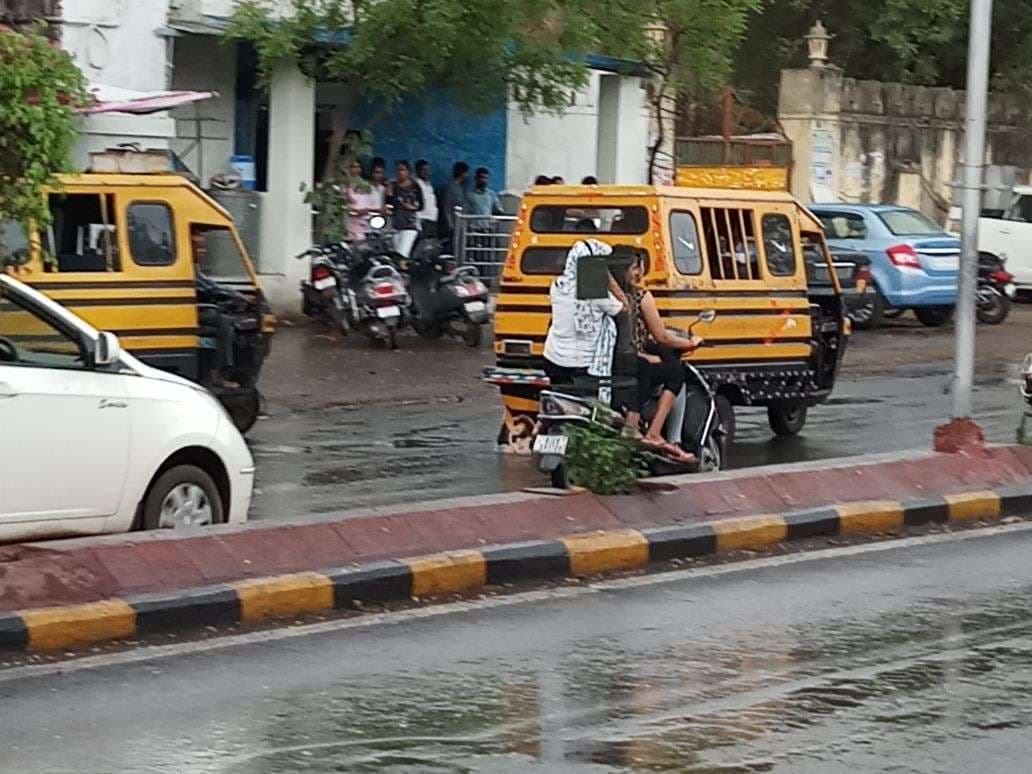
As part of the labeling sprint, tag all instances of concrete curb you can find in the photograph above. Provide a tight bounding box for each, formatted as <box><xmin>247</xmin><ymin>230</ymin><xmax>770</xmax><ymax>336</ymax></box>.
<box><xmin>3</xmin><ymin>484</ymin><xmax>1029</xmax><ymax>653</ymax></box>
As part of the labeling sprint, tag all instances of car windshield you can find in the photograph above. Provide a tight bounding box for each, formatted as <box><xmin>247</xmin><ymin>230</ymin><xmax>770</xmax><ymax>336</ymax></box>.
<box><xmin>877</xmin><ymin>209</ymin><xmax>943</xmax><ymax>236</ymax></box>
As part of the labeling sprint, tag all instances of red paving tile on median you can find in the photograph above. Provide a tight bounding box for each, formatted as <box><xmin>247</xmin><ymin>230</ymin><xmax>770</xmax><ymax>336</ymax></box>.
<box><xmin>4</xmin><ymin>446</ymin><xmax>1032</xmax><ymax>611</ymax></box>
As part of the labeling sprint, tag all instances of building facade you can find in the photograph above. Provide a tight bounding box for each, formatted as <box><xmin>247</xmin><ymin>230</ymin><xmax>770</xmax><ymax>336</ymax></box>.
<box><xmin>26</xmin><ymin>0</ymin><xmax>663</xmax><ymax>313</ymax></box>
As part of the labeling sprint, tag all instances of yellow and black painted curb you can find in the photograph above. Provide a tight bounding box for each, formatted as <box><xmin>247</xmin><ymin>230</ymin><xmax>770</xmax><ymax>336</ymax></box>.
<box><xmin>1</xmin><ymin>485</ymin><xmax>1028</xmax><ymax>653</ymax></box>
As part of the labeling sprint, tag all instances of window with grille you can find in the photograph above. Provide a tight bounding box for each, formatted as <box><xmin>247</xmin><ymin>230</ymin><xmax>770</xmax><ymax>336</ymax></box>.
<box><xmin>699</xmin><ymin>207</ymin><xmax>761</xmax><ymax>281</ymax></box>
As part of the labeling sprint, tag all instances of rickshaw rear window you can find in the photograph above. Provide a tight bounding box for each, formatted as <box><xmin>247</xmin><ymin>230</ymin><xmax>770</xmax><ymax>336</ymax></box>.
<box><xmin>520</xmin><ymin>247</ymin><xmax>569</xmax><ymax>275</ymax></box>
<box><xmin>529</xmin><ymin>206</ymin><xmax>648</xmax><ymax>234</ymax></box>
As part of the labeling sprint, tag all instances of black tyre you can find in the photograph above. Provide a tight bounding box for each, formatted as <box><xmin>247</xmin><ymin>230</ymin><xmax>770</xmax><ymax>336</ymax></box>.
<box><xmin>225</xmin><ymin>389</ymin><xmax>260</xmax><ymax>433</ymax></box>
<box><xmin>462</xmin><ymin>323</ymin><xmax>483</xmax><ymax>348</ymax></box>
<box><xmin>715</xmin><ymin>394</ymin><xmax>736</xmax><ymax>444</ymax></box>
<box><xmin>550</xmin><ymin>463</ymin><xmax>571</xmax><ymax>489</ymax></box>
<box><xmin>914</xmin><ymin>305</ymin><xmax>954</xmax><ymax>327</ymax></box>
<box><xmin>850</xmin><ymin>285</ymin><xmax>886</xmax><ymax>330</ymax></box>
<box><xmin>695</xmin><ymin>436</ymin><xmax>723</xmax><ymax>473</ymax></box>
<box><xmin>768</xmin><ymin>404</ymin><xmax>807</xmax><ymax>436</ymax></box>
<box><xmin>331</xmin><ymin>297</ymin><xmax>349</xmax><ymax>335</ymax></box>
<box><xmin>301</xmin><ymin>295</ymin><xmax>314</xmax><ymax>317</ymax></box>
<box><xmin>386</xmin><ymin>327</ymin><xmax>399</xmax><ymax>350</ymax></box>
<box><xmin>413</xmin><ymin>318</ymin><xmax>444</xmax><ymax>339</ymax></box>
<box><xmin>977</xmin><ymin>288</ymin><xmax>1011</xmax><ymax>325</ymax></box>
<box><xmin>142</xmin><ymin>464</ymin><xmax>224</xmax><ymax>530</ymax></box>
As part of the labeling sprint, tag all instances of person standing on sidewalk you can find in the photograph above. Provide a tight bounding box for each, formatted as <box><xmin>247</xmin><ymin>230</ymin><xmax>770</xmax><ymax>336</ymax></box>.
<box><xmin>387</xmin><ymin>160</ymin><xmax>424</xmax><ymax>258</ymax></box>
<box><xmin>440</xmin><ymin>161</ymin><xmax>469</xmax><ymax>254</ymax></box>
<box><xmin>369</xmin><ymin>157</ymin><xmax>388</xmax><ymax>214</ymax></box>
<box><xmin>415</xmin><ymin>159</ymin><xmax>438</xmax><ymax>239</ymax></box>
<box><xmin>464</xmin><ymin>167</ymin><xmax>502</xmax><ymax>218</ymax></box>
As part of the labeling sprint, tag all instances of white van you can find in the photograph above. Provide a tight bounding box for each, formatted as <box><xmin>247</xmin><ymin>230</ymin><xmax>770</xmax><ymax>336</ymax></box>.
<box><xmin>0</xmin><ymin>273</ymin><xmax>253</xmax><ymax>542</ymax></box>
<box><xmin>948</xmin><ymin>187</ymin><xmax>1032</xmax><ymax>290</ymax></box>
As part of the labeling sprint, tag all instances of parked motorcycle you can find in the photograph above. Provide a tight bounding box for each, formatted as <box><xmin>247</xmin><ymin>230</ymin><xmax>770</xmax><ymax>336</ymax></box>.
<box><xmin>298</xmin><ymin>241</ymin><xmax>351</xmax><ymax>334</ymax></box>
<box><xmin>977</xmin><ymin>252</ymin><xmax>1015</xmax><ymax>325</ymax></box>
<box><xmin>298</xmin><ymin>215</ymin><xmax>409</xmax><ymax>349</ymax></box>
<box><xmin>533</xmin><ymin>310</ymin><xmax>726</xmax><ymax>489</ymax></box>
<box><xmin>398</xmin><ymin>238</ymin><xmax>491</xmax><ymax>347</ymax></box>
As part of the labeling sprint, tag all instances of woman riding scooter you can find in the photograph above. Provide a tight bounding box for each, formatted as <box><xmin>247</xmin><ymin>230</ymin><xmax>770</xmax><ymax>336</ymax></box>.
<box><xmin>622</xmin><ymin>250</ymin><xmax>703</xmax><ymax>445</ymax></box>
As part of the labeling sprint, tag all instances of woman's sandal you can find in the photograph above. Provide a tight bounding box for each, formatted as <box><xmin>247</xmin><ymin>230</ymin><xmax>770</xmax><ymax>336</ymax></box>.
<box><xmin>641</xmin><ymin>436</ymin><xmax>695</xmax><ymax>463</ymax></box>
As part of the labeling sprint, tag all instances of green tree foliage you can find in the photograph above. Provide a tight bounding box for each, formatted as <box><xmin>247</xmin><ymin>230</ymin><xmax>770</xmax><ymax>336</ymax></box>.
<box><xmin>0</xmin><ymin>25</ymin><xmax>88</xmax><ymax>267</ymax></box>
<box><xmin>226</xmin><ymin>0</ymin><xmax>596</xmax><ymax>175</ymax></box>
<box><xmin>734</xmin><ymin>0</ymin><xmax>1032</xmax><ymax>115</ymax></box>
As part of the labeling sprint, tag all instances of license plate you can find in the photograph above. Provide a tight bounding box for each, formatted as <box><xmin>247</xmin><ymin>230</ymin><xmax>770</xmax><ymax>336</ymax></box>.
<box><xmin>313</xmin><ymin>277</ymin><xmax>336</xmax><ymax>290</ymax></box>
<box><xmin>533</xmin><ymin>434</ymin><xmax>568</xmax><ymax>455</ymax></box>
<box><xmin>1006</xmin><ymin>283</ymin><xmax>1017</xmax><ymax>297</ymax></box>
<box><xmin>376</xmin><ymin>305</ymin><xmax>400</xmax><ymax>319</ymax></box>
<box><xmin>927</xmin><ymin>255</ymin><xmax>959</xmax><ymax>271</ymax></box>
<box><xmin>464</xmin><ymin>300</ymin><xmax>486</xmax><ymax>313</ymax></box>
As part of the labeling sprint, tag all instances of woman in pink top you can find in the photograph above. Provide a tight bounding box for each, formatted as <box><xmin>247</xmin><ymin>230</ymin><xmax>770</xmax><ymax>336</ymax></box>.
<box><xmin>344</xmin><ymin>159</ymin><xmax>377</xmax><ymax>241</ymax></box>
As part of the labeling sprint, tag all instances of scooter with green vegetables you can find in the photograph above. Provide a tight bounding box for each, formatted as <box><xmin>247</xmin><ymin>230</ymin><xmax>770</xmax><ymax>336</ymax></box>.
<box><xmin>533</xmin><ymin>310</ymin><xmax>725</xmax><ymax>489</ymax></box>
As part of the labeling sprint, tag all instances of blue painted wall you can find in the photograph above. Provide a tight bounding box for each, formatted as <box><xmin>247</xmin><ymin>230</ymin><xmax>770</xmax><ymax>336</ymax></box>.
<box><xmin>351</xmin><ymin>92</ymin><xmax>507</xmax><ymax>192</ymax></box>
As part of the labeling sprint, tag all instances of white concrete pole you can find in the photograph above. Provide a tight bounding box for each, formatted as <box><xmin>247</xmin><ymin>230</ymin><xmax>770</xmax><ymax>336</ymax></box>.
<box><xmin>952</xmin><ymin>0</ymin><xmax>993</xmax><ymax>418</ymax></box>
<box><xmin>259</xmin><ymin>62</ymin><xmax>315</xmax><ymax>316</ymax></box>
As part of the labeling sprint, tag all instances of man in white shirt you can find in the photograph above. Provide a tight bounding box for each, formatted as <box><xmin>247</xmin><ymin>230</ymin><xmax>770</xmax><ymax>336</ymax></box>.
<box><xmin>415</xmin><ymin>159</ymin><xmax>439</xmax><ymax>238</ymax></box>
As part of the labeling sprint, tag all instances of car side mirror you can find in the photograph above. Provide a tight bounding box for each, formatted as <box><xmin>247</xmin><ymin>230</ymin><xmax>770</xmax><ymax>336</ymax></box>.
<box><xmin>94</xmin><ymin>331</ymin><xmax>122</xmax><ymax>366</ymax></box>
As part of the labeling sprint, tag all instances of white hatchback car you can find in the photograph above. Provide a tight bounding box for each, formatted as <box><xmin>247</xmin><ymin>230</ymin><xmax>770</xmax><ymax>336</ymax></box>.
<box><xmin>0</xmin><ymin>273</ymin><xmax>254</xmax><ymax>542</ymax></box>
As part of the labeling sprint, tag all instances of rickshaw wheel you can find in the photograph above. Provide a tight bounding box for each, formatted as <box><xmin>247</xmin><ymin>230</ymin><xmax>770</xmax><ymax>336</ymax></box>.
<box><xmin>227</xmin><ymin>390</ymin><xmax>261</xmax><ymax>433</ymax></box>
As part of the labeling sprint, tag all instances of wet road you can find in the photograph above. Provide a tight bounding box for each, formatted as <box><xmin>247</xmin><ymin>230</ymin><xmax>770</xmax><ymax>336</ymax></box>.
<box><xmin>5</xmin><ymin>524</ymin><xmax>1032</xmax><ymax>772</ymax></box>
<box><xmin>248</xmin><ymin>359</ymin><xmax>1023</xmax><ymax>520</ymax></box>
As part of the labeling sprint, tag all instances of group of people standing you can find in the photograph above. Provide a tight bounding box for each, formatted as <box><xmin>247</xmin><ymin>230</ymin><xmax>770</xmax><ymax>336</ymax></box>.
<box><xmin>342</xmin><ymin>157</ymin><xmax>503</xmax><ymax>257</ymax></box>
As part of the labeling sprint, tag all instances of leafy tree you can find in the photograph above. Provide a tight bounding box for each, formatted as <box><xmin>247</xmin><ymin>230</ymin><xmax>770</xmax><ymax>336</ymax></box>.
<box><xmin>733</xmin><ymin>0</ymin><xmax>1032</xmax><ymax>115</ymax></box>
<box><xmin>582</xmin><ymin>0</ymin><xmax>761</xmax><ymax>180</ymax></box>
<box><xmin>225</xmin><ymin>0</ymin><xmax>597</xmax><ymax>178</ymax></box>
<box><xmin>0</xmin><ymin>24</ymin><xmax>88</xmax><ymax>268</ymax></box>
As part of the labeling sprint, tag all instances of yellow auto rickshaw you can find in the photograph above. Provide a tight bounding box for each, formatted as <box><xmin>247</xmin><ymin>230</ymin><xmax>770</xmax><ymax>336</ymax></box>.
<box><xmin>1</xmin><ymin>172</ymin><xmax>276</xmax><ymax>431</ymax></box>
<box><xmin>484</xmin><ymin>184</ymin><xmax>850</xmax><ymax>450</ymax></box>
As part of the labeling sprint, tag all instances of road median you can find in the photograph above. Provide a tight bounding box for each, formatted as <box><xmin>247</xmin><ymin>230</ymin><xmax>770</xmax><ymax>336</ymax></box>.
<box><xmin>3</xmin><ymin>446</ymin><xmax>1032</xmax><ymax>652</ymax></box>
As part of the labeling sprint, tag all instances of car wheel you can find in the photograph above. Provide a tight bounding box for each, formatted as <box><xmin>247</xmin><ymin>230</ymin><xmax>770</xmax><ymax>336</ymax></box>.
<box><xmin>850</xmin><ymin>285</ymin><xmax>886</xmax><ymax>330</ymax></box>
<box><xmin>768</xmin><ymin>404</ymin><xmax>807</xmax><ymax>436</ymax></box>
<box><xmin>142</xmin><ymin>465</ymin><xmax>224</xmax><ymax>530</ymax></box>
<box><xmin>914</xmin><ymin>305</ymin><xmax>954</xmax><ymax>327</ymax></box>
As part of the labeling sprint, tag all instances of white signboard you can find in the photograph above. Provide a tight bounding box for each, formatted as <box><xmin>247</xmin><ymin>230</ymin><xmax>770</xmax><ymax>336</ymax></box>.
<box><xmin>810</xmin><ymin>129</ymin><xmax>836</xmax><ymax>202</ymax></box>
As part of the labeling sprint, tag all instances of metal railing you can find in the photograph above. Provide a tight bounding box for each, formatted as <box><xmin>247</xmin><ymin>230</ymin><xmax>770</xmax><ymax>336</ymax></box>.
<box><xmin>453</xmin><ymin>209</ymin><xmax>517</xmax><ymax>284</ymax></box>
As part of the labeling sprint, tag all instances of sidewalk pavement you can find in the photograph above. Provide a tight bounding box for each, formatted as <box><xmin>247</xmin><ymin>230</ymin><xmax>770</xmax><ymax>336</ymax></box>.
<box><xmin>3</xmin><ymin>446</ymin><xmax>1032</xmax><ymax>652</ymax></box>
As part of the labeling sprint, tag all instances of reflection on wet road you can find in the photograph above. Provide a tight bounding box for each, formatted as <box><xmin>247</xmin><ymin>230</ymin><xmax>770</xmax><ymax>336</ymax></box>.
<box><xmin>249</xmin><ymin>361</ymin><xmax>1022</xmax><ymax>520</ymax></box>
<box><xmin>6</xmin><ymin>526</ymin><xmax>1032</xmax><ymax>772</ymax></box>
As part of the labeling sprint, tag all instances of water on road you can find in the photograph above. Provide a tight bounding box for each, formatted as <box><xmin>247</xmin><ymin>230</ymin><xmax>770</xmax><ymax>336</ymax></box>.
<box><xmin>249</xmin><ymin>360</ymin><xmax>1023</xmax><ymax>519</ymax></box>
<box><xmin>4</xmin><ymin>526</ymin><xmax>1032</xmax><ymax>772</ymax></box>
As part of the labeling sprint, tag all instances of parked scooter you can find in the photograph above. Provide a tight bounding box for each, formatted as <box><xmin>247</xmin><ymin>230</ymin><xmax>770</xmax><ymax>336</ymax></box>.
<box><xmin>398</xmin><ymin>238</ymin><xmax>491</xmax><ymax>347</ymax></box>
<box><xmin>298</xmin><ymin>241</ymin><xmax>351</xmax><ymax>334</ymax></box>
<box><xmin>298</xmin><ymin>215</ymin><xmax>409</xmax><ymax>349</ymax></box>
<box><xmin>533</xmin><ymin>310</ymin><xmax>726</xmax><ymax>489</ymax></box>
<box><xmin>977</xmin><ymin>252</ymin><xmax>1015</xmax><ymax>325</ymax></box>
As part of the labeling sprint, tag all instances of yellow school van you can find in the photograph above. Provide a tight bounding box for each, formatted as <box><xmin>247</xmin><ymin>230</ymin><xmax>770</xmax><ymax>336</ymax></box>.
<box><xmin>484</xmin><ymin>184</ymin><xmax>850</xmax><ymax>450</ymax></box>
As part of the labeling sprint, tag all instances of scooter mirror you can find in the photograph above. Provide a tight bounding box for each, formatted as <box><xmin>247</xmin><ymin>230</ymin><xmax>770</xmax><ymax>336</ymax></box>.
<box><xmin>698</xmin><ymin>309</ymin><xmax>717</xmax><ymax>323</ymax></box>
<box><xmin>368</xmin><ymin>214</ymin><xmax>387</xmax><ymax>230</ymax></box>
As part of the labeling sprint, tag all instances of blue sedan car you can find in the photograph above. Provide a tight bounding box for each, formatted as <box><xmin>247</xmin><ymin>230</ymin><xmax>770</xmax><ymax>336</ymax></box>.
<box><xmin>809</xmin><ymin>204</ymin><xmax>959</xmax><ymax>329</ymax></box>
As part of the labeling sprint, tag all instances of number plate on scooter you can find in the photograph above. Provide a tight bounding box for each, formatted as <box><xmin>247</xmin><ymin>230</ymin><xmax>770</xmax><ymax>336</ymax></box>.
<box><xmin>464</xmin><ymin>300</ymin><xmax>487</xmax><ymax>313</ymax></box>
<box><xmin>313</xmin><ymin>277</ymin><xmax>336</xmax><ymax>290</ymax></box>
<box><xmin>533</xmin><ymin>434</ymin><xmax>568</xmax><ymax>455</ymax></box>
<box><xmin>376</xmin><ymin>305</ymin><xmax>400</xmax><ymax>319</ymax></box>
